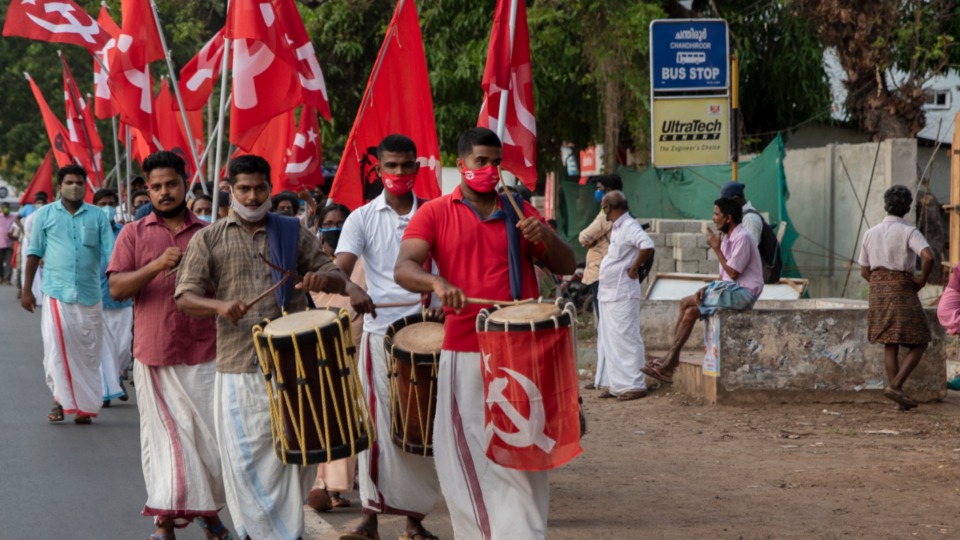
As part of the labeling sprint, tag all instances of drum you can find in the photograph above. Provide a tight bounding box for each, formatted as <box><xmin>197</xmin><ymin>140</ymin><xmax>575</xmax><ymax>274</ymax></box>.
<box><xmin>384</xmin><ymin>313</ymin><xmax>444</xmax><ymax>457</ymax></box>
<box><xmin>253</xmin><ymin>308</ymin><xmax>374</xmax><ymax>466</ymax></box>
<box><xmin>476</xmin><ymin>299</ymin><xmax>582</xmax><ymax>471</ymax></box>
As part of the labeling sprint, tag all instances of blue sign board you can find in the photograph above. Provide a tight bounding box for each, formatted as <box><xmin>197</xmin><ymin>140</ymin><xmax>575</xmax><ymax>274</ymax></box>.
<box><xmin>650</xmin><ymin>19</ymin><xmax>729</xmax><ymax>91</ymax></box>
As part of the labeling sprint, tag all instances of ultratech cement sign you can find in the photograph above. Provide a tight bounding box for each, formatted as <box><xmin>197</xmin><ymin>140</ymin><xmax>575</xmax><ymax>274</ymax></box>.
<box><xmin>652</xmin><ymin>97</ymin><xmax>729</xmax><ymax>168</ymax></box>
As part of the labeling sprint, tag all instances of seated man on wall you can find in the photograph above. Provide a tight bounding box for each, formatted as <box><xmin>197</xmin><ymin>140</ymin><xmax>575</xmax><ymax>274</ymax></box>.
<box><xmin>643</xmin><ymin>197</ymin><xmax>764</xmax><ymax>383</ymax></box>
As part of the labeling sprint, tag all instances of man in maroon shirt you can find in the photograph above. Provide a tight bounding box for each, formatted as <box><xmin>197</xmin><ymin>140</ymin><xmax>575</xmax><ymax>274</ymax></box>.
<box><xmin>106</xmin><ymin>151</ymin><xmax>231</xmax><ymax>540</ymax></box>
<box><xmin>394</xmin><ymin>127</ymin><xmax>577</xmax><ymax>539</ymax></box>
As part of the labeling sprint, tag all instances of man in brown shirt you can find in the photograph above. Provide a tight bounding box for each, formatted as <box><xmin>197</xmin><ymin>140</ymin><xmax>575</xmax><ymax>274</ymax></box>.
<box><xmin>175</xmin><ymin>155</ymin><xmax>348</xmax><ymax>540</ymax></box>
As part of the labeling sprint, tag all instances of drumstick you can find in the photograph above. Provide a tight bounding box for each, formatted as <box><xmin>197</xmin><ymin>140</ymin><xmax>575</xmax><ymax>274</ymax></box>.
<box><xmin>163</xmin><ymin>264</ymin><xmax>179</xmax><ymax>278</ymax></box>
<box><xmin>466</xmin><ymin>297</ymin><xmax>535</xmax><ymax>306</ymax></box>
<box><xmin>498</xmin><ymin>168</ymin><xmax>525</xmax><ymax>219</ymax></box>
<box><xmin>244</xmin><ymin>275</ymin><xmax>290</xmax><ymax>309</ymax></box>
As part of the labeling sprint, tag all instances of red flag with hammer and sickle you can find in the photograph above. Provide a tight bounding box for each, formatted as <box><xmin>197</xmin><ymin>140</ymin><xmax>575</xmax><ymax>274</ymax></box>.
<box><xmin>477</xmin><ymin>325</ymin><xmax>583</xmax><ymax>471</ymax></box>
<box><xmin>3</xmin><ymin>0</ymin><xmax>110</xmax><ymax>52</ymax></box>
<box><xmin>176</xmin><ymin>28</ymin><xmax>225</xmax><ymax>111</ymax></box>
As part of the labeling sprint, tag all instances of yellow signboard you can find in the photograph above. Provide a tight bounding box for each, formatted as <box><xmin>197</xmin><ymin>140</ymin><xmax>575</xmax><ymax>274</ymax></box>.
<box><xmin>651</xmin><ymin>97</ymin><xmax>730</xmax><ymax>168</ymax></box>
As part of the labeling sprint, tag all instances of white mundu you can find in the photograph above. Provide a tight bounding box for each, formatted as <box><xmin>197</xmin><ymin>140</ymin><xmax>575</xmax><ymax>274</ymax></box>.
<box><xmin>336</xmin><ymin>192</ymin><xmax>441</xmax><ymax>516</ymax></box>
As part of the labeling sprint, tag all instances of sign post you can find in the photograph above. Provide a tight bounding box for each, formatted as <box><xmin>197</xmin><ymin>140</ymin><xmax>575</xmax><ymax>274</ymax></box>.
<box><xmin>649</xmin><ymin>19</ymin><xmax>731</xmax><ymax>169</ymax></box>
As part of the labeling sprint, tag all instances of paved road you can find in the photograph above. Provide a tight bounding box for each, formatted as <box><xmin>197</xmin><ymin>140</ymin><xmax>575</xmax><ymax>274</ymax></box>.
<box><xmin>0</xmin><ymin>290</ymin><xmax>218</xmax><ymax>540</ymax></box>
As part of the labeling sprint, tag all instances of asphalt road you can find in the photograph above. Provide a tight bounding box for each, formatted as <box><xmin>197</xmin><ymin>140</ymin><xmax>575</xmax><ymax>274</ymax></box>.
<box><xmin>0</xmin><ymin>288</ymin><xmax>221</xmax><ymax>540</ymax></box>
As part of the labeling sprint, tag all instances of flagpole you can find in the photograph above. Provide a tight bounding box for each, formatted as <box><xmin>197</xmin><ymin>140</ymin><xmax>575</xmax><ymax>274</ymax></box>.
<box><xmin>125</xmin><ymin>126</ymin><xmax>133</xmax><ymax>216</ymax></box>
<box><xmin>494</xmin><ymin>0</ymin><xmax>519</xmax><ymax>187</ymax></box>
<box><xmin>149</xmin><ymin>1</ymin><xmax>208</xmax><ymax>195</ymax></box>
<box><xmin>58</xmin><ymin>51</ymin><xmax>104</xmax><ymax>188</ymax></box>
<box><xmin>211</xmin><ymin>35</ymin><xmax>231</xmax><ymax>223</ymax></box>
<box><xmin>186</xmin><ymin>92</ymin><xmax>229</xmax><ymax>194</ymax></box>
<box><xmin>111</xmin><ymin>116</ymin><xmax>122</xmax><ymax>195</ymax></box>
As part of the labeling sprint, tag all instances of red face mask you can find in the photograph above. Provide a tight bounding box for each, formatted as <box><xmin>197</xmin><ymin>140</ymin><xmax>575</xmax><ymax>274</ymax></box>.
<box><xmin>381</xmin><ymin>171</ymin><xmax>417</xmax><ymax>196</ymax></box>
<box><xmin>462</xmin><ymin>164</ymin><xmax>500</xmax><ymax>194</ymax></box>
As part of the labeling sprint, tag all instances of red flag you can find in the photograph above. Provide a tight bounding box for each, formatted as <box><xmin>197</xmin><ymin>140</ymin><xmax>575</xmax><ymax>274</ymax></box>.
<box><xmin>26</xmin><ymin>73</ymin><xmax>75</xmax><ymax>168</ymax></box>
<box><xmin>154</xmin><ymin>80</ymin><xmax>203</xmax><ymax>179</ymax></box>
<box><xmin>330</xmin><ymin>0</ymin><xmax>441</xmax><ymax>210</ymax></box>
<box><xmin>177</xmin><ymin>28</ymin><xmax>225</xmax><ymax>111</ymax></box>
<box><xmin>61</xmin><ymin>57</ymin><xmax>103</xmax><ymax>184</ymax></box>
<box><xmin>20</xmin><ymin>151</ymin><xmax>55</xmax><ymax>206</ymax></box>
<box><xmin>108</xmin><ymin>0</ymin><xmax>163</xmax><ymax>140</ymax></box>
<box><xmin>478</xmin><ymin>0</ymin><xmax>537</xmax><ymax>189</ymax></box>
<box><xmin>119</xmin><ymin>122</ymin><xmax>156</xmax><ymax>165</ymax></box>
<box><xmin>274</xmin><ymin>0</ymin><xmax>331</xmax><ymax>121</ymax></box>
<box><xmin>281</xmin><ymin>105</ymin><xmax>322</xmax><ymax>191</ymax></box>
<box><xmin>93</xmin><ymin>5</ymin><xmax>120</xmax><ymax>120</ymax></box>
<box><xmin>115</xmin><ymin>0</ymin><xmax>164</xmax><ymax>67</ymax></box>
<box><xmin>226</xmin><ymin>0</ymin><xmax>303</xmax><ymax>150</ymax></box>
<box><xmin>478</xmin><ymin>326</ymin><xmax>582</xmax><ymax>471</ymax></box>
<box><xmin>3</xmin><ymin>0</ymin><xmax>110</xmax><ymax>52</ymax></box>
<box><xmin>235</xmin><ymin>109</ymin><xmax>296</xmax><ymax>190</ymax></box>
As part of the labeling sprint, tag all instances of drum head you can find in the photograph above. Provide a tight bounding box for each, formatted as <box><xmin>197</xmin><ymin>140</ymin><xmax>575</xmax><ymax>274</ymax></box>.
<box><xmin>488</xmin><ymin>303</ymin><xmax>561</xmax><ymax>324</ymax></box>
<box><xmin>262</xmin><ymin>310</ymin><xmax>339</xmax><ymax>336</ymax></box>
<box><xmin>393</xmin><ymin>322</ymin><xmax>444</xmax><ymax>354</ymax></box>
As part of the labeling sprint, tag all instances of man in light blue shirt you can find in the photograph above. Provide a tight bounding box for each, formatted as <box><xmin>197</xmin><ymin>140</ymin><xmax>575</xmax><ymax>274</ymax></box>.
<box><xmin>21</xmin><ymin>165</ymin><xmax>115</xmax><ymax>424</ymax></box>
<box><xmin>93</xmin><ymin>189</ymin><xmax>132</xmax><ymax>406</ymax></box>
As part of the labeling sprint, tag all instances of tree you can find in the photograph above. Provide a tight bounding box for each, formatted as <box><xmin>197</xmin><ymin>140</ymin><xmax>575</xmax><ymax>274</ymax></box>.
<box><xmin>795</xmin><ymin>0</ymin><xmax>956</xmax><ymax>140</ymax></box>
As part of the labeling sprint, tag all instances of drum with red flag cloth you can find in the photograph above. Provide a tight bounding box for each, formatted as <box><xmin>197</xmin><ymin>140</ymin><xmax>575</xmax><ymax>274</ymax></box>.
<box><xmin>476</xmin><ymin>299</ymin><xmax>582</xmax><ymax>471</ymax></box>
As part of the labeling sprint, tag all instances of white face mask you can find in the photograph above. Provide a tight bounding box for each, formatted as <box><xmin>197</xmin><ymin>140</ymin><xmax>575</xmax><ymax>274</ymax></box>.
<box><xmin>230</xmin><ymin>189</ymin><xmax>272</xmax><ymax>222</ymax></box>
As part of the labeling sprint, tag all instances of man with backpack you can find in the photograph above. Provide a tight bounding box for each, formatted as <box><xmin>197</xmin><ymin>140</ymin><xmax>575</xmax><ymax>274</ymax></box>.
<box><xmin>719</xmin><ymin>181</ymin><xmax>783</xmax><ymax>284</ymax></box>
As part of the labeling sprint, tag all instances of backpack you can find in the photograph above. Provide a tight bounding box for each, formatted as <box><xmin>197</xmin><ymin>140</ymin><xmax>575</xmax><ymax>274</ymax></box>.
<box><xmin>638</xmin><ymin>222</ymin><xmax>654</xmax><ymax>284</ymax></box>
<box><xmin>743</xmin><ymin>209</ymin><xmax>782</xmax><ymax>284</ymax></box>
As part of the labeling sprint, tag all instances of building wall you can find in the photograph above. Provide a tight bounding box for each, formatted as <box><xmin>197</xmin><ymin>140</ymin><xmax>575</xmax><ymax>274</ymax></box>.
<box><xmin>783</xmin><ymin>138</ymin><xmax>918</xmax><ymax>298</ymax></box>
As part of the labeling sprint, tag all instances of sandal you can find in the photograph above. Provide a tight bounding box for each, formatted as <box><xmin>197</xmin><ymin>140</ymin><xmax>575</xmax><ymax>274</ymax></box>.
<box><xmin>74</xmin><ymin>415</ymin><xmax>93</xmax><ymax>425</ymax></box>
<box><xmin>883</xmin><ymin>386</ymin><xmax>918</xmax><ymax>408</ymax></box>
<box><xmin>641</xmin><ymin>364</ymin><xmax>674</xmax><ymax>384</ymax></box>
<box><xmin>330</xmin><ymin>492</ymin><xmax>351</xmax><ymax>508</ymax></box>
<box><xmin>339</xmin><ymin>529</ymin><xmax>380</xmax><ymax>540</ymax></box>
<box><xmin>617</xmin><ymin>390</ymin><xmax>648</xmax><ymax>401</ymax></box>
<box><xmin>196</xmin><ymin>517</ymin><xmax>233</xmax><ymax>540</ymax></box>
<box><xmin>48</xmin><ymin>404</ymin><xmax>64</xmax><ymax>422</ymax></box>
<box><xmin>400</xmin><ymin>524</ymin><xmax>439</xmax><ymax>540</ymax></box>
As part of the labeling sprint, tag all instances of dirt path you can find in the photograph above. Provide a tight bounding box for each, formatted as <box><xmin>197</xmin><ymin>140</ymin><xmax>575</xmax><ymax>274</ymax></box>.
<box><xmin>316</xmin><ymin>387</ymin><xmax>960</xmax><ymax>539</ymax></box>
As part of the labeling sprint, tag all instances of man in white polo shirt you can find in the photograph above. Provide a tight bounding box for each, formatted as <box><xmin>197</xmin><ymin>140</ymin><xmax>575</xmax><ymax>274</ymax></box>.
<box><xmin>334</xmin><ymin>134</ymin><xmax>442</xmax><ymax>540</ymax></box>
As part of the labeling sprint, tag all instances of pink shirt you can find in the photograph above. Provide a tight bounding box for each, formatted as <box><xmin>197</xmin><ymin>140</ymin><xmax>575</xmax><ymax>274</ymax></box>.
<box><xmin>938</xmin><ymin>269</ymin><xmax>960</xmax><ymax>334</ymax></box>
<box><xmin>0</xmin><ymin>213</ymin><xmax>15</xmax><ymax>249</ymax></box>
<box><xmin>106</xmin><ymin>211</ymin><xmax>217</xmax><ymax>367</ymax></box>
<box><xmin>720</xmin><ymin>224</ymin><xmax>764</xmax><ymax>298</ymax></box>
<box><xmin>858</xmin><ymin>216</ymin><xmax>930</xmax><ymax>273</ymax></box>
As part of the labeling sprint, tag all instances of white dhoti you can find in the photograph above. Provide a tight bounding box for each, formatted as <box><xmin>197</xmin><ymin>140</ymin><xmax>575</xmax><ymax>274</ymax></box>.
<box><xmin>434</xmin><ymin>351</ymin><xmax>549</xmax><ymax>540</ymax></box>
<box><xmin>100</xmin><ymin>307</ymin><xmax>133</xmax><ymax>401</ymax></box>
<box><xmin>214</xmin><ymin>371</ymin><xmax>316</xmax><ymax>540</ymax></box>
<box><xmin>41</xmin><ymin>296</ymin><xmax>103</xmax><ymax>416</ymax></box>
<box><xmin>136</xmin><ymin>360</ymin><xmax>225</xmax><ymax>525</ymax></box>
<box><xmin>357</xmin><ymin>333</ymin><xmax>440</xmax><ymax>517</ymax></box>
<box><xmin>597</xmin><ymin>298</ymin><xmax>646</xmax><ymax>395</ymax></box>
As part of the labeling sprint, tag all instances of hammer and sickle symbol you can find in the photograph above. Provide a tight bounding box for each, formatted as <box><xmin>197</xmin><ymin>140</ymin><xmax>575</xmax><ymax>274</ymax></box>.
<box><xmin>484</xmin><ymin>357</ymin><xmax>556</xmax><ymax>454</ymax></box>
<box><xmin>26</xmin><ymin>3</ymin><xmax>101</xmax><ymax>44</ymax></box>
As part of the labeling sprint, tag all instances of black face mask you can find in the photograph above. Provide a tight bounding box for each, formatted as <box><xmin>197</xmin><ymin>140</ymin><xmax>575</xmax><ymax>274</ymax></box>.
<box><xmin>276</xmin><ymin>209</ymin><xmax>296</xmax><ymax>217</ymax></box>
<box><xmin>320</xmin><ymin>228</ymin><xmax>342</xmax><ymax>251</ymax></box>
<box><xmin>152</xmin><ymin>199</ymin><xmax>187</xmax><ymax>219</ymax></box>
<box><xmin>718</xmin><ymin>219</ymin><xmax>732</xmax><ymax>234</ymax></box>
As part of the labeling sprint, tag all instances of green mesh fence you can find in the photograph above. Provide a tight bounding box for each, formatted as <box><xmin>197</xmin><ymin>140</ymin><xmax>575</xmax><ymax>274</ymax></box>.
<box><xmin>557</xmin><ymin>134</ymin><xmax>800</xmax><ymax>278</ymax></box>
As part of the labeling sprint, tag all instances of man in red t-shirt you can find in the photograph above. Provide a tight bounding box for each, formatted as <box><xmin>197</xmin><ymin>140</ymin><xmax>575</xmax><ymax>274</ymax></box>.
<box><xmin>395</xmin><ymin>127</ymin><xmax>576</xmax><ymax>539</ymax></box>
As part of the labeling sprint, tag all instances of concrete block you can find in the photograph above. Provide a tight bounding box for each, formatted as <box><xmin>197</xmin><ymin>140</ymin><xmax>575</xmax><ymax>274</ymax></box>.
<box><xmin>696</xmin><ymin>234</ymin><xmax>710</xmax><ymax>248</ymax></box>
<box><xmin>676</xmin><ymin>260</ymin><xmax>700</xmax><ymax>273</ymax></box>
<box><xmin>657</xmin><ymin>219</ymin><xmax>703</xmax><ymax>234</ymax></box>
<box><xmin>700</xmin><ymin>221</ymin><xmax>718</xmax><ymax>234</ymax></box>
<box><xmin>665</xmin><ymin>233</ymin><xmax>675</xmax><ymax>247</ymax></box>
<box><xmin>656</xmin><ymin>256</ymin><xmax>675</xmax><ymax>273</ymax></box>
<box><xmin>648</xmin><ymin>232</ymin><xmax>665</xmax><ymax>247</ymax></box>
<box><xmin>673</xmin><ymin>247</ymin><xmax>704</xmax><ymax>261</ymax></box>
<box><xmin>706</xmin><ymin>248</ymin><xmax>718</xmax><ymax>261</ymax></box>
<box><xmin>673</xmin><ymin>233</ymin><xmax>699</xmax><ymax>249</ymax></box>
<box><xmin>699</xmin><ymin>259</ymin><xmax>719</xmax><ymax>274</ymax></box>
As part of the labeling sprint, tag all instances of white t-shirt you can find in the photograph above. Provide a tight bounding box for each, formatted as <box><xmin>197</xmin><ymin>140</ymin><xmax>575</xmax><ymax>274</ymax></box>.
<box><xmin>335</xmin><ymin>194</ymin><xmax>428</xmax><ymax>335</ymax></box>
<box><xmin>597</xmin><ymin>213</ymin><xmax>655</xmax><ymax>302</ymax></box>
<box><xmin>859</xmin><ymin>216</ymin><xmax>930</xmax><ymax>273</ymax></box>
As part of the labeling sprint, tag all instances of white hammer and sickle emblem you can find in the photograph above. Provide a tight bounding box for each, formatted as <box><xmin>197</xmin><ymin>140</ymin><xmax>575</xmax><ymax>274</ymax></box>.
<box><xmin>483</xmin><ymin>354</ymin><xmax>556</xmax><ymax>453</ymax></box>
<box><xmin>27</xmin><ymin>3</ymin><xmax>101</xmax><ymax>44</ymax></box>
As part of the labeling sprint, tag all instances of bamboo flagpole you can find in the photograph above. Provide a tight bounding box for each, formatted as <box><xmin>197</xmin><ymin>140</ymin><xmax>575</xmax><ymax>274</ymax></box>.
<box><xmin>58</xmin><ymin>51</ymin><xmax>104</xmax><ymax>188</ymax></box>
<box><xmin>148</xmin><ymin>1</ymin><xmax>208</xmax><ymax>193</ymax></box>
<box><xmin>494</xmin><ymin>0</ymin><xmax>519</xmax><ymax>166</ymax></box>
<box><xmin>125</xmin><ymin>127</ymin><xmax>133</xmax><ymax>216</ymax></box>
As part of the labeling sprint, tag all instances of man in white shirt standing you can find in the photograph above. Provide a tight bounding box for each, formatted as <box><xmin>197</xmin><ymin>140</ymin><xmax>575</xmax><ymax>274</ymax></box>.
<box><xmin>596</xmin><ymin>190</ymin><xmax>655</xmax><ymax>401</ymax></box>
<box><xmin>720</xmin><ymin>181</ymin><xmax>762</xmax><ymax>246</ymax></box>
<box><xmin>335</xmin><ymin>134</ymin><xmax>442</xmax><ymax>540</ymax></box>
